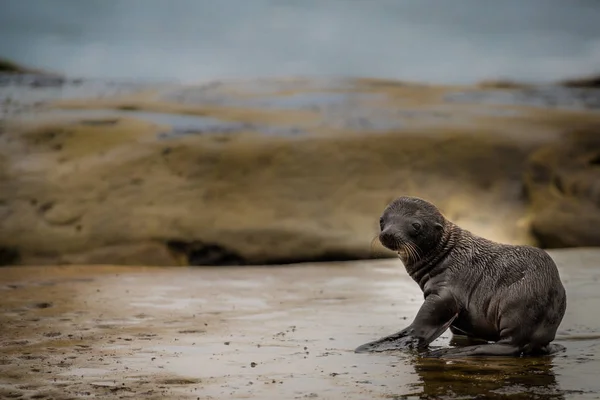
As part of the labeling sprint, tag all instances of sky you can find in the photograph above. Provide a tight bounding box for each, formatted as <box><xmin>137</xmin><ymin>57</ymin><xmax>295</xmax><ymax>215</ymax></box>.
<box><xmin>1</xmin><ymin>0</ymin><xmax>600</xmax><ymax>84</ymax></box>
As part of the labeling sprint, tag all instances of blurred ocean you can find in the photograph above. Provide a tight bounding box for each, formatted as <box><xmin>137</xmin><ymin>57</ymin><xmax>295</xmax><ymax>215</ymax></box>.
<box><xmin>1</xmin><ymin>0</ymin><xmax>600</xmax><ymax>84</ymax></box>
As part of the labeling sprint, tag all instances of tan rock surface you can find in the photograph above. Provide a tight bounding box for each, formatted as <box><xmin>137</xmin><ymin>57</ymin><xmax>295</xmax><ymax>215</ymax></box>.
<box><xmin>1</xmin><ymin>77</ymin><xmax>600</xmax><ymax>265</ymax></box>
<box><xmin>526</xmin><ymin>126</ymin><xmax>600</xmax><ymax>248</ymax></box>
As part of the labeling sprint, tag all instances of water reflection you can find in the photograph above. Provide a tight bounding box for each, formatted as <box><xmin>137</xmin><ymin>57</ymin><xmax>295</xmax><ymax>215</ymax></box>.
<box><xmin>403</xmin><ymin>351</ymin><xmax>564</xmax><ymax>399</ymax></box>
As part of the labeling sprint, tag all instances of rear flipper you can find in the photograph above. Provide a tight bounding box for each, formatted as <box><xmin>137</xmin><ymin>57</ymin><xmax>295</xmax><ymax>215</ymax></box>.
<box><xmin>425</xmin><ymin>343</ymin><xmax>522</xmax><ymax>358</ymax></box>
<box><xmin>529</xmin><ymin>343</ymin><xmax>566</xmax><ymax>356</ymax></box>
<box><xmin>425</xmin><ymin>342</ymin><xmax>566</xmax><ymax>358</ymax></box>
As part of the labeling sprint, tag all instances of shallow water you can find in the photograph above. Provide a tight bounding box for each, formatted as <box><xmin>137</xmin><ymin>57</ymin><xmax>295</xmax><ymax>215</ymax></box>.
<box><xmin>3</xmin><ymin>74</ymin><xmax>600</xmax><ymax>143</ymax></box>
<box><xmin>21</xmin><ymin>108</ymin><xmax>265</xmax><ymax>137</ymax></box>
<box><xmin>0</xmin><ymin>75</ymin><xmax>162</xmax><ymax>119</ymax></box>
<box><xmin>446</xmin><ymin>86</ymin><xmax>600</xmax><ymax>110</ymax></box>
<box><xmin>1</xmin><ymin>249</ymin><xmax>599</xmax><ymax>399</ymax></box>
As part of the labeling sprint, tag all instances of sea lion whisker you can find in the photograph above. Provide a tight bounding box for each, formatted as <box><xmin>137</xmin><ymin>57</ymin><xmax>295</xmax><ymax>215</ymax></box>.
<box><xmin>399</xmin><ymin>240</ymin><xmax>415</xmax><ymax>262</ymax></box>
<box><xmin>400</xmin><ymin>242</ymin><xmax>410</xmax><ymax>261</ymax></box>
<box><xmin>414</xmin><ymin>242</ymin><xmax>423</xmax><ymax>261</ymax></box>
<box><xmin>402</xmin><ymin>241</ymin><xmax>415</xmax><ymax>262</ymax></box>
<box><xmin>398</xmin><ymin>240</ymin><xmax>409</xmax><ymax>258</ymax></box>
<box><xmin>409</xmin><ymin>243</ymin><xmax>419</xmax><ymax>262</ymax></box>
<box><xmin>408</xmin><ymin>241</ymin><xmax>422</xmax><ymax>262</ymax></box>
<box><xmin>403</xmin><ymin>242</ymin><xmax>412</xmax><ymax>260</ymax></box>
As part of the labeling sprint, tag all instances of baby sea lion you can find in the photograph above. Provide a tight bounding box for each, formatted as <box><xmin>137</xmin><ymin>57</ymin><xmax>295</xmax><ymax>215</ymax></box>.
<box><xmin>355</xmin><ymin>196</ymin><xmax>567</xmax><ymax>358</ymax></box>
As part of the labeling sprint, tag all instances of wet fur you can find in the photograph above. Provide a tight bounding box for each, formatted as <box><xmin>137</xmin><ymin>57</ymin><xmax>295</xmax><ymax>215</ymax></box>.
<box><xmin>356</xmin><ymin>196</ymin><xmax>567</xmax><ymax>357</ymax></box>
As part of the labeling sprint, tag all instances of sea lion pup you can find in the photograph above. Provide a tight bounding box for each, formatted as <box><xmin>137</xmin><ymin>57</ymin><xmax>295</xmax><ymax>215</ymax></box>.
<box><xmin>355</xmin><ymin>196</ymin><xmax>567</xmax><ymax>357</ymax></box>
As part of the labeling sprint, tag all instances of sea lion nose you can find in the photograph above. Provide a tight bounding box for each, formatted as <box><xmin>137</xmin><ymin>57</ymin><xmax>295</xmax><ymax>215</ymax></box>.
<box><xmin>379</xmin><ymin>229</ymin><xmax>397</xmax><ymax>249</ymax></box>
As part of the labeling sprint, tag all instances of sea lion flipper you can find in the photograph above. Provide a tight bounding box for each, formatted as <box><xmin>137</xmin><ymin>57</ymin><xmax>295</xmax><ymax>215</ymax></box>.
<box><xmin>425</xmin><ymin>342</ymin><xmax>567</xmax><ymax>358</ymax></box>
<box><xmin>425</xmin><ymin>343</ymin><xmax>523</xmax><ymax>358</ymax></box>
<box><xmin>355</xmin><ymin>293</ymin><xmax>459</xmax><ymax>353</ymax></box>
<box><xmin>354</xmin><ymin>327</ymin><xmax>417</xmax><ymax>353</ymax></box>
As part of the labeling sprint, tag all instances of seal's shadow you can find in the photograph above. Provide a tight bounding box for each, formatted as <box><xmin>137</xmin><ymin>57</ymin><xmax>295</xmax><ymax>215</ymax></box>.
<box><xmin>394</xmin><ymin>338</ymin><xmax>565</xmax><ymax>400</ymax></box>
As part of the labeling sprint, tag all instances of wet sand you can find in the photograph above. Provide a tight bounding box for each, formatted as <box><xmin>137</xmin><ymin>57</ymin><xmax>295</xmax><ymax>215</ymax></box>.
<box><xmin>1</xmin><ymin>248</ymin><xmax>599</xmax><ymax>399</ymax></box>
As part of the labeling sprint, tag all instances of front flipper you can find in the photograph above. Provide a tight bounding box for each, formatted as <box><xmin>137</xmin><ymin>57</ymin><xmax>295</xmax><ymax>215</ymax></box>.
<box><xmin>425</xmin><ymin>343</ymin><xmax>522</xmax><ymax>358</ymax></box>
<box><xmin>354</xmin><ymin>327</ymin><xmax>421</xmax><ymax>353</ymax></box>
<box><xmin>355</xmin><ymin>291</ymin><xmax>459</xmax><ymax>353</ymax></box>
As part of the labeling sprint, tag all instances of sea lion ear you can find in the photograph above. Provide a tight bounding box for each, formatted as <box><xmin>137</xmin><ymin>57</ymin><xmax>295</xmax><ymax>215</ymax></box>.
<box><xmin>435</xmin><ymin>223</ymin><xmax>444</xmax><ymax>231</ymax></box>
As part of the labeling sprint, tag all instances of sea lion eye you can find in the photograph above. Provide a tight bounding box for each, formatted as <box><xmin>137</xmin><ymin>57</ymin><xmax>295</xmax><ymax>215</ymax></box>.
<box><xmin>412</xmin><ymin>222</ymin><xmax>421</xmax><ymax>231</ymax></box>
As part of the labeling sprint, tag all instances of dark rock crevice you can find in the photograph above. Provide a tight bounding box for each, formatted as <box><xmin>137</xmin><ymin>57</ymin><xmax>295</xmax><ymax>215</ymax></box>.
<box><xmin>165</xmin><ymin>239</ymin><xmax>371</xmax><ymax>266</ymax></box>
<box><xmin>0</xmin><ymin>246</ymin><xmax>20</xmax><ymax>266</ymax></box>
<box><xmin>589</xmin><ymin>154</ymin><xmax>600</xmax><ymax>166</ymax></box>
<box><xmin>166</xmin><ymin>240</ymin><xmax>245</xmax><ymax>266</ymax></box>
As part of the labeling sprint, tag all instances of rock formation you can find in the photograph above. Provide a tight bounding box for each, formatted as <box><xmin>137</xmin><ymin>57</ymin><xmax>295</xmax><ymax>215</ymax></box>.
<box><xmin>1</xmin><ymin>75</ymin><xmax>599</xmax><ymax>266</ymax></box>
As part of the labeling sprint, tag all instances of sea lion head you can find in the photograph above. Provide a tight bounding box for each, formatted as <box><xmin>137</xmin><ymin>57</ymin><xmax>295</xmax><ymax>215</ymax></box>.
<box><xmin>378</xmin><ymin>196</ymin><xmax>446</xmax><ymax>261</ymax></box>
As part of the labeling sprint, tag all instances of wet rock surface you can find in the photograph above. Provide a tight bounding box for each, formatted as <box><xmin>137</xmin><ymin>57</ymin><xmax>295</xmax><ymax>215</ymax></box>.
<box><xmin>0</xmin><ymin>72</ymin><xmax>166</xmax><ymax>119</ymax></box>
<box><xmin>525</xmin><ymin>126</ymin><xmax>600</xmax><ymax>248</ymax></box>
<box><xmin>1</xmin><ymin>249</ymin><xmax>599</xmax><ymax>399</ymax></box>
<box><xmin>1</xmin><ymin>74</ymin><xmax>600</xmax><ymax>265</ymax></box>
<box><xmin>445</xmin><ymin>86</ymin><xmax>600</xmax><ymax>110</ymax></box>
